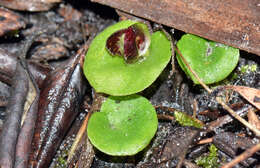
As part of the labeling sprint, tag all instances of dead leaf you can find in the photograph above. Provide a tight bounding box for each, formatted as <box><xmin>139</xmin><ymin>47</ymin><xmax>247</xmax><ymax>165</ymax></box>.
<box><xmin>0</xmin><ymin>7</ymin><xmax>25</xmax><ymax>36</ymax></box>
<box><xmin>248</xmin><ymin>109</ymin><xmax>260</xmax><ymax>130</ymax></box>
<box><xmin>29</xmin><ymin>49</ymin><xmax>86</xmax><ymax>168</ymax></box>
<box><xmin>0</xmin><ymin>62</ymin><xmax>29</xmax><ymax>168</ymax></box>
<box><xmin>0</xmin><ymin>0</ymin><xmax>61</xmax><ymax>12</ymax></box>
<box><xmin>161</xmin><ymin>127</ymin><xmax>201</xmax><ymax>162</ymax></box>
<box><xmin>225</xmin><ymin>86</ymin><xmax>260</xmax><ymax>110</ymax></box>
<box><xmin>0</xmin><ymin>48</ymin><xmax>52</xmax><ymax>88</ymax></box>
<box><xmin>58</xmin><ymin>4</ymin><xmax>82</xmax><ymax>21</ymax></box>
<box><xmin>31</xmin><ymin>42</ymin><xmax>69</xmax><ymax>62</ymax></box>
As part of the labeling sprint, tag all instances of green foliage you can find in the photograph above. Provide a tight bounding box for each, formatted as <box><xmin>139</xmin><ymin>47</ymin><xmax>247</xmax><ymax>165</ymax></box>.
<box><xmin>176</xmin><ymin>34</ymin><xmax>239</xmax><ymax>84</ymax></box>
<box><xmin>87</xmin><ymin>95</ymin><xmax>158</xmax><ymax>156</ymax></box>
<box><xmin>83</xmin><ymin>20</ymin><xmax>171</xmax><ymax>96</ymax></box>
<box><xmin>196</xmin><ymin>144</ymin><xmax>219</xmax><ymax>168</ymax></box>
<box><xmin>56</xmin><ymin>156</ymin><xmax>66</xmax><ymax>168</ymax></box>
<box><xmin>240</xmin><ymin>64</ymin><xmax>257</xmax><ymax>73</ymax></box>
<box><xmin>174</xmin><ymin>111</ymin><xmax>203</xmax><ymax>128</ymax></box>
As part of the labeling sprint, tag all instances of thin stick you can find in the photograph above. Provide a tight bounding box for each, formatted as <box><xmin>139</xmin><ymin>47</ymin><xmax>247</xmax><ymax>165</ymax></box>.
<box><xmin>154</xmin><ymin>105</ymin><xmax>177</xmax><ymax>112</ymax></box>
<box><xmin>192</xmin><ymin>99</ymin><xmax>198</xmax><ymax>118</ymax></box>
<box><xmin>157</xmin><ymin>114</ymin><xmax>174</xmax><ymax>121</ymax></box>
<box><xmin>67</xmin><ymin>92</ymin><xmax>105</xmax><ymax>164</ymax></box>
<box><xmin>67</xmin><ymin>111</ymin><xmax>91</xmax><ymax>163</ymax></box>
<box><xmin>176</xmin><ymin>46</ymin><xmax>260</xmax><ymax>137</ymax></box>
<box><xmin>175</xmin><ymin>47</ymin><xmax>212</xmax><ymax>93</ymax></box>
<box><xmin>221</xmin><ymin>143</ymin><xmax>260</xmax><ymax>168</ymax></box>
<box><xmin>197</xmin><ymin>138</ymin><xmax>213</xmax><ymax>145</ymax></box>
<box><xmin>216</xmin><ymin>97</ymin><xmax>260</xmax><ymax>136</ymax></box>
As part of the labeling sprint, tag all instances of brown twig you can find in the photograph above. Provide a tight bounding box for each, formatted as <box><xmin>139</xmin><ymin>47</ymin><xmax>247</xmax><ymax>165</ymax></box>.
<box><xmin>67</xmin><ymin>111</ymin><xmax>91</xmax><ymax>163</ymax></box>
<box><xmin>197</xmin><ymin>138</ymin><xmax>213</xmax><ymax>145</ymax></box>
<box><xmin>157</xmin><ymin>114</ymin><xmax>174</xmax><ymax>121</ymax></box>
<box><xmin>192</xmin><ymin>99</ymin><xmax>198</xmax><ymax>118</ymax></box>
<box><xmin>154</xmin><ymin>105</ymin><xmax>177</xmax><ymax>112</ymax></box>
<box><xmin>206</xmin><ymin>105</ymin><xmax>250</xmax><ymax>132</ymax></box>
<box><xmin>216</xmin><ymin>97</ymin><xmax>260</xmax><ymax>137</ymax></box>
<box><xmin>67</xmin><ymin>92</ymin><xmax>105</xmax><ymax>164</ymax></box>
<box><xmin>175</xmin><ymin>47</ymin><xmax>211</xmax><ymax>93</ymax></box>
<box><xmin>221</xmin><ymin>143</ymin><xmax>260</xmax><ymax>168</ymax></box>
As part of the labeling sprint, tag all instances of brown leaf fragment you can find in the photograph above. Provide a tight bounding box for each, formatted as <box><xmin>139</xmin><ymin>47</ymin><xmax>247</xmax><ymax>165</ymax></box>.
<box><xmin>27</xmin><ymin>61</ymin><xmax>52</xmax><ymax>89</ymax></box>
<box><xmin>0</xmin><ymin>48</ymin><xmax>17</xmax><ymax>84</ymax></box>
<box><xmin>31</xmin><ymin>42</ymin><xmax>69</xmax><ymax>62</ymax></box>
<box><xmin>225</xmin><ymin>86</ymin><xmax>260</xmax><ymax>110</ymax></box>
<box><xmin>161</xmin><ymin>127</ymin><xmax>201</xmax><ymax>162</ymax></box>
<box><xmin>58</xmin><ymin>4</ymin><xmax>82</xmax><ymax>22</ymax></box>
<box><xmin>0</xmin><ymin>62</ymin><xmax>29</xmax><ymax>168</ymax></box>
<box><xmin>248</xmin><ymin>109</ymin><xmax>260</xmax><ymax>130</ymax></box>
<box><xmin>29</xmin><ymin>53</ymin><xmax>86</xmax><ymax>168</ymax></box>
<box><xmin>0</xmin><ymin>7</ymin><xmax>25</xmax><ymax>36</ymax></box>
<box><xmin>0</xmin><ymin>48</ymin><xmax>52</xmax><ymax>88</ymax></box>
<box><xmin>15</xmin><ymin>78</ymin><xmax>39</xmax><ymax>168</ymax></box>
<box><xmin>0</xmin><ymin>0</ymin><xmax>61</xmax><ymax>12</ymax></box>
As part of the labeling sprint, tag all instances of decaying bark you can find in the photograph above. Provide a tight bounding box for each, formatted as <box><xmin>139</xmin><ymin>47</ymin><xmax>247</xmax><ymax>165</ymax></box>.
<box><xmin>92</xmin><ymin>0</ymin><xmax>260</xmax><ymax>56</ymax></box>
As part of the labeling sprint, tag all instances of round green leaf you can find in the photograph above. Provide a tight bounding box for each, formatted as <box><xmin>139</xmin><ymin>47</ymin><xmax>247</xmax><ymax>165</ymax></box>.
<box><xmin>87</xmin><ymin>95</ymin><xmax>158</xmax><ymax>156</ymax></box>
<box><xmin>84</xmin><ymin>20</ymin><xmax>171</xmax><ymax>96</ymax></box>
<box><xmin>176</xmin><ymin>34</ymin><xmax>239</xmax><ymax>84</ymax></box>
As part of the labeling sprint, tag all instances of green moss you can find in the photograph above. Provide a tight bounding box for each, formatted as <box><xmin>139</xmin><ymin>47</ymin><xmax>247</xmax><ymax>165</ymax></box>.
<box><xmin>56</xmin><ymin>156</ymin><xmax>66</xmax><ymax>168</ymax></box>
<box><xmin>174</xmin><ymin>111</ymin><xmax>203</xmax><ymax>128</ymax></box>
<box><xmin>240</xmin><ymin>64</ymin><xmax>257</xmax><ymax>73</ymax></box>
<box><xmin>195</xmin><ymin>144</ymin><xmax>219</xmax><ymax>168</ymax></box>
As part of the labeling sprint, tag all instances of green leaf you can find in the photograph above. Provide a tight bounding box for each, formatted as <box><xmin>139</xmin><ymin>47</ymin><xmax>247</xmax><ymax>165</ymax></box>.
<box><xmin>176</xmin><ymin>34</ymin><xmax>239</xmax><ymax>84</ymax></box>
<box><xmin>87</xmin><ymin>95</ymin><xmax>158</xmax><ymax>156</ymax></box>
<box><xmin>174</xmin><ymin>111</ymin><xmax>203</xmax><ymax>128</ymax></box>
<box><xmin>195</xmin><ymin>144</ymin><xmax>219</xmax><ymax>168</ymax></box>
<box><xmin>84</xmin><ymin>20</ymin><xmax>172</xmax><ymax>96</ymax></box>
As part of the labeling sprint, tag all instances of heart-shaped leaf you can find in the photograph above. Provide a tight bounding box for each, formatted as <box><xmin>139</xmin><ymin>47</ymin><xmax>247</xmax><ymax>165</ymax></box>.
<box><xmin>87</xmin><ymin>95</ymin><xmax>158</xmax><ymax>156</ymax></box>
<box><xmin>84</xmin><ymin>20</ymin><xmax>172</xmax><ymax>96</ymax></box>
<box><xmin>176</xmin><ymin>34</ymin><xmax>239</xmax><ymax>84</ymax></box>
